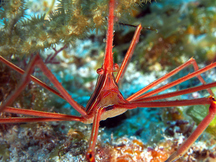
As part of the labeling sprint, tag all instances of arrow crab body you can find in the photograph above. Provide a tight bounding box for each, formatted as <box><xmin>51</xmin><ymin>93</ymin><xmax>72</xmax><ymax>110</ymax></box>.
<box><xmin>1</xmin><ymin>0</ymin><xmax>216</xmax><ymax>161</ymax></box>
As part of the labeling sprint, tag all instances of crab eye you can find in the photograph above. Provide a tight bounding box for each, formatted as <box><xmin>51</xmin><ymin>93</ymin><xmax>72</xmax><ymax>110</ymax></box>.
<box><xmin>113</xmin><ymin>63</ymin><xmax>119</xmax><ymax>72</ymax></box>
<box><xmin>97</xmin><ymin>68</ymin><xmax>104</xmax><ymax>75</ymax></box>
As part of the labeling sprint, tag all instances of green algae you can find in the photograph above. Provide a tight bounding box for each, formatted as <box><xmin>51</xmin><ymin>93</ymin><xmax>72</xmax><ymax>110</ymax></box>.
<box><xmin>186</xmin><ymin>104</ymin><xmax>216</xmax><ymax>136</ymax></box>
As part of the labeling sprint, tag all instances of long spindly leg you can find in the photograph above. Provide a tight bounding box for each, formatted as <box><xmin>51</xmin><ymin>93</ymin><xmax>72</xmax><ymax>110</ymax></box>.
<box><xmin>0</xmin><ymin>56</ymin><xmax>64</xmax><ymax>99</ymax></box>
<box><xmin>115</xmin><ymin>24</ymin><xmax>142</xmax><ymax>83</ymax></box>
<box><xmin>133</xmin><ymin>81</ymin><xmax>216</xmax><ymax>102</ymax></box>
<box><xmin>130</xmin><ymin>62</ymin><xmax>216</xmax><ymax>101</ymax></box>
<box><xmin>165</xmin><ymin>96</ymin><xmax>216</xmax><ymax>162</ymax></box>
<box><xmin>0</xmin><ymin>107</ymin><xmax>86</xmax><ymax>123</ymax></box>
<box><xmin>111</xmin><ymin>97</ymin><xmax>215</xmax><ymax>161</ymax></box>
<box><xmin>86</xmin><ymin>107</ymin><xmax>105</xmax><ymax>162</ymax></box>
<box><xmin>127</xmin><ymin>59</ymin><xmax>216</xmax><ymax>101</ymax></box>
<box><xmin>0</xmin><ymin>55</ymin><xmax>88</xmax><ymax>123</ymax></box>
<box><xmin>0</xmin><ymin>117</ymin><xmax>83</xmax><ymax>123</ymax></box>
<box><xmin>112</xmin><ymin>97</ymin><xmax>210</xmax><ymax>109</ymax></box>
<box><xmin>0</xmin><ymin>54</ymin><xmax>87</xmax><ymax>117</ymax></box>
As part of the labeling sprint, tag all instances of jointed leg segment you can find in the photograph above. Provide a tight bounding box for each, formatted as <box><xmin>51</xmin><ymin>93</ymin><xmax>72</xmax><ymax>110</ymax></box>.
<box><xmin>0</xmin><ymin>117</ymin><xmax>83</xmax><ymax>123</ymax></box>
<box><xmin>86</xmin><ymin>107</ymin><xmax>109</xmax><ymax>162</ymax></box>
<box><xmin>0</xmin><ymin>107</ymin><xmax>85</xmax><ymax>123</ymax></box>
<box><xmin>0</xmin><ymin>54</ymin><xmax>87</xmax><ymax>119</ymax></box>
<box><xmin>127</xmin><ymin>58</ymin><xmax>215</xmax><ymax>101</ymax></box>
<box><xmin>135</xmin><ymin>62</ymin><xmax>216</xmax><ymax>100</ymax></box>
<box><xmin>110</xmin><ymin>96</ymin><xmax>215</xmax><ymax>161</ymax></box>
<box><xmin>134</xmin><ymin>81</ymin><xmax>216</xmax><ymax>102</ymax></box>
<box><xmin>112</xmin><ymin>97</ymin><xmax>210</xmax><ymax>109</ymax></box>
<box><xmin>115</xmin><ymin>24</ymin><xmax>142</xmax><ymax>83</ymax></box>
<box><xmin>165</xmin><ymin>96</ymin><xmax>216</xmax><ymax>162</ymax></box>
<box><xmin>0</xmin><ymin>56</ymin><xmax>64</xmax><ymax>99</ymax></box>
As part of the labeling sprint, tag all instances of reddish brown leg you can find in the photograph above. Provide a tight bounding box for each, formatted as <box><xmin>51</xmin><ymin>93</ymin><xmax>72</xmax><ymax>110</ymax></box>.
<box><xmin>127</xmin><ymin>59</ymin><xmax>215</xmax><ymax>101</ymax></box>
<box><xmin>0</xmin><ymin>56</ymin><xmax>63</xmax><ymax>99</ymax></box>
<box><xmin>0</xmin><ymin>54</ymin><xmax>87</xmax><ymax>117</ymax></box>
<box><xmin>112</xmin><ymin>97</ymin><xmax>210</xmax><ymax>109</ymax></box>
<box><xmin>165</xmin><ymin>96</ymin><xmax>216</xmax><ymax>162</ymax></box>
<box><xmin>115</xmin><ymin>24</ymin><xmax>142</xmax><ymax>83</ymax></box>
<box><xmin>0</xmin><ymin>107</ymin><xmax>85</xmax><ymax>123</ymax></box>
<box><xmin>134</xmin><ymin>81</ymin><xmax>216</xmax><ymax>102</ymax></box>
<box><xmin>86</xmin><ymin>107</ymin><xmax>105</xmax><ymax>162</ymax></box>
<box><xmin>110</xmin><ymin>97</ymin><xmax>214</xmax><ymax>161</ymax></box>
<box><xmin>0</xmin><ymin>117</ymin><xmax>83</xmax><ymax>123</ymax></box>
<box><xmin>132</xmin><ymin>62</ymin><xmax>216</xmax><ymax>101</ymax></box>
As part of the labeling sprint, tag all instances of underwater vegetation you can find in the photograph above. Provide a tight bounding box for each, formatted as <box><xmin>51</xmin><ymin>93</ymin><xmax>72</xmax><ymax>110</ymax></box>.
<box><xmin>0</xmin><ymin>0</ymin><xmax>216</xmax><ymax>161</ymax></box>
<box><xmin>0</xmin><ymin>0</ymin><xmax>151</xmax><ymax>57</ymax></box>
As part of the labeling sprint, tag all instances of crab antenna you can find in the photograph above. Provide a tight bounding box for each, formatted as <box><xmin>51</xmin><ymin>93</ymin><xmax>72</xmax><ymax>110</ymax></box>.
<box><xmin>103</xmin><ymin>0</ymin><xmax>115</xmax><ymax>73</ymax></box>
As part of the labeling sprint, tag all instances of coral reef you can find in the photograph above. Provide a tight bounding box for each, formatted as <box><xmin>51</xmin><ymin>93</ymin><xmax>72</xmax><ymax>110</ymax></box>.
<box><xmin>0</xmin><ymin>0</ymin><xmax>216</xmax><ymax>161</ymax></box>
<box><xmin>1</xmin><ymin>123</ymin><xmax>216</xmax><ymax>161</ymax></box>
